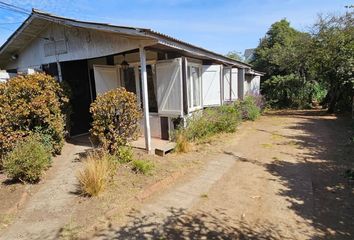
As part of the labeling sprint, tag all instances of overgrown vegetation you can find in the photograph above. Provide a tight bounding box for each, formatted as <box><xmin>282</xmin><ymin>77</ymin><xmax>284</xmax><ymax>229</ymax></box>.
<box><xmin>252</xmin><ymin>11</ymin><xmax>354</xmax><ymax>112</ymax></box>
<box><xmin>90</xmin><ymin>88</ymin><xmax>142</xmax><ymax>154</ymax></box>
<box><xmin>3</xmin><ymin>135</ymin><xmax>51</xmax><ymax>183</ymax></box>
<box><xmin>0</xmin><ymin>73</ymin><xmax>69</xmax><ymax>163</ymax></box>
<box><xmin>236</xmin><ymin>95</ymin><xmax>262</xmax><ymax>121</ymax></box>
<box><xmin>174</xmin><ymin>96</ymin><xmax>261</xmax><ymax>153</ymax></box>
<box><xmin>76</xmin><ymin>151</ymin><xmax>115</xmax><ymax>197</ymax></box>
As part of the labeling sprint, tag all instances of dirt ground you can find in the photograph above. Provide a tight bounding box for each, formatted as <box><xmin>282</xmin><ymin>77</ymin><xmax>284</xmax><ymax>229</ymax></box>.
<box><xmin>1</xmin><ymin>110</ymin><xmax>353</xmax><ymax>240</ymax></box>
<box><xmin>91</xmin><ymin>110</ymin><xmax>354</xmax><ymax>240</ymax></box>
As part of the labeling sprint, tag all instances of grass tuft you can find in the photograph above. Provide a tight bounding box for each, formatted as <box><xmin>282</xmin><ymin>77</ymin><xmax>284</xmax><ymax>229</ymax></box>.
<box><xmin>132</xmin><ymin>159</ymin><xmax>154</xmax><ymax>175</ymax></box>
<box><xmin>76</xmin><ymin>152</ymin><xmax>114</xmax><ymax>197</ymax></box>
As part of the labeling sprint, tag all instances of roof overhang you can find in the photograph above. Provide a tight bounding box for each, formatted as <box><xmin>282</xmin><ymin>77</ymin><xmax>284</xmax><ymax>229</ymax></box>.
<box><xmin>0</xmin><ymin>9</ymin><xmax>253</xmax><ymax>69</ymax></box>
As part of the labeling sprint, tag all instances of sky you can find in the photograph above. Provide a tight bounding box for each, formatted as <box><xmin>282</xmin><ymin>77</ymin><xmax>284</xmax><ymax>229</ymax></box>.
<box><xmin>0</xmin><ymin>0</ymin><xmax>352</xmax><ymax>56</ymax></box>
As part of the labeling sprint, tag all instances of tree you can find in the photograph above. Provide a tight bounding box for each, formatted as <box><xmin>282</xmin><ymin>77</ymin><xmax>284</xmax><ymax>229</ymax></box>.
<box><xmin>310</xmin><ymin>12</ymin><xmax>354</xmax><ymax>112</ymax></box>
<box><xmin>225</xmin><ymin>51</ymin><xmax>243</xmax><ymax>61</ymax></box>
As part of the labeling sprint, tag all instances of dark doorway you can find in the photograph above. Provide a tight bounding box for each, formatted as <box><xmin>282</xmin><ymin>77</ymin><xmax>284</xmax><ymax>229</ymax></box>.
<box><xmin>61</xmin><ymin>60</ymin><xmax>92</xmax><ymax>136</ymax></box>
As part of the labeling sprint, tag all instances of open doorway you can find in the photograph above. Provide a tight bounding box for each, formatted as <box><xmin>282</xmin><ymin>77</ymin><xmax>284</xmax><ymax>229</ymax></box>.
<box><xmin>61</xmin><ymin>60</ymin><xmax>92</xmax><ymax>136</ymax></box>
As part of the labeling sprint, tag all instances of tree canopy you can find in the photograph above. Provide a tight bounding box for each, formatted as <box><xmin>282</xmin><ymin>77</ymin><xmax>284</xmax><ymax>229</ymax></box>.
<box><xmin>252</xmin><ymin>12</ymin><xmax>354</xmax><ymax>112</ymax></box>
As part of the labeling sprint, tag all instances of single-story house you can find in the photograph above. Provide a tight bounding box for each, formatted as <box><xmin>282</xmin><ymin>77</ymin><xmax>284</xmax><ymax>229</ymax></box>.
<box><xmin>0</xmin><ymin>9</ymin><xmax>263</xmax><ymax>152</ymax></box>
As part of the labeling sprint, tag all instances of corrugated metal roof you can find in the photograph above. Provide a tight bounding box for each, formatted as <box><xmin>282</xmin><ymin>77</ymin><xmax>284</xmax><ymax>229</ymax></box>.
<box><xmin>0</xmin><ymin>9</ymin><xmax>252</xmax><ymax>69</ymax></box>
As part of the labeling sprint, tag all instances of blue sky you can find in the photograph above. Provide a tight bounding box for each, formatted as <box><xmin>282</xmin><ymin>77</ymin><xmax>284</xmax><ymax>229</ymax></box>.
<box><xmin>0</xmin><ymin>0</ymin><xmax>352</xmax><ymax>55</ymax></box>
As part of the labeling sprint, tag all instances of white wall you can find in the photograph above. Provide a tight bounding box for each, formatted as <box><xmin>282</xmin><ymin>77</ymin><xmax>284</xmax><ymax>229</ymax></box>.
<box><xmin>5</xmin><ymin>23</ymin><xmax>155</xmax><ymax>71</ymax></box>
<box><xmin>0</xmin><ymin>71</ymin><xmax>15</xmax><ymax>82</ymax></box>
<box><xmin>244</xmin><ymin>75</ymin><xmax>260</xmax><ymax>95</ymax></box>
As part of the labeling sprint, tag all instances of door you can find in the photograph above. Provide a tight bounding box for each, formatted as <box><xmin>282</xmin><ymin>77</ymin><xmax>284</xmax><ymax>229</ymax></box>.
<box><xmin>93</xmin><ymin>65</ymin><xmax>120</xmax><ymax>95</ymax></box>
<box><xmin>202</xmin><ymin>65</ymin><xmax>222</xmax><ymax>106</ymax></box>
<box><xmin>156</xmin><ymin>58</ymin><xmax>183</xmax><ymax>116</ymax></box>
<box><xmin>61</xmin><ymin>60</ymin><xmax>92</xmax><ymax>136</ymax></box>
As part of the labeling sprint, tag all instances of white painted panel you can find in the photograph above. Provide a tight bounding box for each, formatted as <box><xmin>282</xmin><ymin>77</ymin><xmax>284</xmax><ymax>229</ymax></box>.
<box><xmin>231</xmin><ymin>68</ymin><xmax>238</xmax><ymax>100</ymax></box>
<box><xmin>139</xmin><ymin>115</ymin><xmax>161</xmax><ymax>138</ymax></box>
<box><xmin>223</xmin><ymin>67</ymin><xmax>231</xmax><ymax>101</ymax></box>
<box><xmin>202</xmin><ymin>65</ymin><xmax>221</xmax><ymax>106</ymax></box>
<box><xmin>93</xmin><ymin>65</ymin><xmax>120</xmax><ymax>95</ymax></box>
<box><xmin>5</xmin><ymin>23</ymin><xmax>155</xmax><ymax>70</ymax></box>
<box><xmin>156</xmin><ymin>58</ymin><xmax>183</xmax><ymax>116</ymax></box>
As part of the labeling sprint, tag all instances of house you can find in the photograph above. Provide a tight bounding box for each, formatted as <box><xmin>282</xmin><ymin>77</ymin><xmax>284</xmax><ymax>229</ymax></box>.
<box><xmin>0</xmin><ymin>9</ymin><xmax>263</xmax><ymax>152</ymax></box>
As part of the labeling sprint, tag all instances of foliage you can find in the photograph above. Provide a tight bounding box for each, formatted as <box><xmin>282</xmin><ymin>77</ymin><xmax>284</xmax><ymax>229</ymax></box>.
<box><xmin>252</xmin><ymin>12</ymin><xmax>354</xmax><ymax>112</ymax></box>
<box><xmin>76</xmin><ymin>151</ymin><xmax>115</xmax><ymax>197</ymax></box>
<box><xmin>236</xmin><ymin>96</ymin><xmax>261</xmax><ymax>121</ymax></box>
<box><xmin>115</xmin><ymin>145</ymin><xmax>134</xmax><ymax>164</ymax></box>
<box><xmin>311</xmin><ymin>12</ymin><xmax>354</xmax><ymax>112</ymax></box>
<box><xmin>132</xmin><ymin>159</ymin><xmax>154</xmax><ymax>175</ymax></box>
<box><xmin>181</xmin><ymin>105</ymin><xmax>242</xmax><ymax>142</ymax></box>
<box><xmin>0</xmin><ymin>73</ymin><xmax>68</xmax><ymax>160</ymax></box>
<box><xmin>3</xmin><ymin>135</ymin><xmax>51</xmax><ymax>183</ymax></box>
<box><xmin>225</xmin><ymin>51</ymin><xmax>243</xmax><ymax>61</ymax></box>
<box><xmin>262</xmin><ymin>74</ymin><xmax>326</xmax><ymax>108</ymax></box>
<box><xmin>90</xmin><ymin>88</ymin><xmax>142</xmax><ymax>154</ymax></box>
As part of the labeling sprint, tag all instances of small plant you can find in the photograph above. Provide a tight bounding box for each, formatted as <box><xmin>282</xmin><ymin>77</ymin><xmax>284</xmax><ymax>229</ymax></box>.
<box><xmin>116</xmin><ymin>145</ymin><xmax>134</xmax><ymax>163</ymax></box>
<box><xmin>3</xmin><ymin>136</ymin><xmax>51</xmax><ymax>183</ymax></box>
<box><xmin>90</xmin><ymin>88</ymin><xmax>142</xmax><ymax>154</ymax></box>
<box><xmin>174</xmin><ymin>131</ymin><xmax>191</xmax><ymax>153</ymax></box>
<box><xmin>132</xmin><ymin>159</ymin><xmax>154</xmax><ymax>175</ymax></box>
<box><xmin>236</xmin><ymin>95</ymin><xmax>261</xmax><ymax>121</ymax></box>
<box><xmin>76</xmin><ymin>152</ymin><xmax>115</xmax><ymax>197</ymax></box>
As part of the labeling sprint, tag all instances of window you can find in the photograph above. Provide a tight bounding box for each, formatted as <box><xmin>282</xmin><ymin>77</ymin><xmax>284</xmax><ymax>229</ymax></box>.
<box><xmin>187</xmin><ymin>64</ymin><xmax>202</xmax><ymax>110</ymax></box>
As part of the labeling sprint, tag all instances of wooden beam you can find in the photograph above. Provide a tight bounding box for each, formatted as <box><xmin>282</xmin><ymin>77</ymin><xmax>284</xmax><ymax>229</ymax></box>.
<box><xmin>139</xmin><ymin>46</ymin><xmax>151</xmax><ymax>152</ymax></box>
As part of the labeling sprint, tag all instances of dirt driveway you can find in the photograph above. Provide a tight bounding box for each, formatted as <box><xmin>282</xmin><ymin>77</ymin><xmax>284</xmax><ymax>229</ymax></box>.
<box><xmin>94</xmin><ymin>110</ymin><xmax>354</xmax><ymax>240</ymax></box>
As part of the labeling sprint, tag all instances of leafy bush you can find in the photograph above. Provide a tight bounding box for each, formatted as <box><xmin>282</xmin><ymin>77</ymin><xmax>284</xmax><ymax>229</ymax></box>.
<box><xmin>132</xmin><ymin>159</ymin><xmax>154</xmax><ymax>174</ymax></box>
<box><xmin>0</xmin><ymin>73</ymin><xmax>69</xmax><ymax>160</ymax></box>
<box><xmin>262</xmin><ymin>74</ymin><xmax>327</xmax><ymax>109</ymax></box>
<box><xmin>179</xmin><ymin>105</ymin><xmax>242</xmax><ymax>142</ymax></box>
<box><xmin>3</xmin><ymin>136</ymin><xmax>51</xmax><ymax>183</ymax></box>
<box><xmin>236</xmin><ymin>96</ymin><xmax>261</xmax><ymax>121</ymax></box>
<box><xmin>115</xmin><ymin>145</ymin><xmax>134</xmax><ymax>163</ymax></box>
<box><xmin>76</xmin><ymin>151</ymin><xmax>115</xmax><ymax>197</ymax></box>
<box><xmin>90</xmin><ymin>88</ymin><xmax>142</xmax><ymax>154</ymax></box>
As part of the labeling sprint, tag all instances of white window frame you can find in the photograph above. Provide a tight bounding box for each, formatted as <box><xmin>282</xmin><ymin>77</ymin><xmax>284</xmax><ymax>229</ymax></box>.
<box><xmin>187</xmin><ymin>61</ymin><xmax>203</xmax><ymax>112</ymax></box>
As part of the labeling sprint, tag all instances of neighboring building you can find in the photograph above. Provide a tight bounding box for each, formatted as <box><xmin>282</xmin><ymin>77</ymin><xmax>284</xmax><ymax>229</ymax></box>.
<box><xmin>244</xmin><ymin>48</ymin><xmax>255</xmax><ymax>63</ymax></box>
<box><xmin>0</xmin><ymin>9</ymin><xmax>263</xmax><ymax>151</ymax></box>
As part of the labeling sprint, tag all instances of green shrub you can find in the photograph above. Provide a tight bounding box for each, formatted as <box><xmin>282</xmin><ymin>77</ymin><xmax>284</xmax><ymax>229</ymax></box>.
<box><xmin>115</xmin><ymin>145</ymin><xmax>134</xmax><ymax>163</ymax></box>
<box><xmin>132</xmin><ymin>159</ymin><xmax>154</xmax><ymax>174</ymax></box>
<box><xmin>236</xmin><ymin>96</ymin><xmax>261</xmax><ymax>121</ymax></box>
<box><xmin>3</xmin><ymin>136</ymin><xmax>51</xmax><ymax>183</ymax></box>
<box><xmin>173</xmin><ymin>104</ymin><xmax>242</xmax><ymax>145</ymax></box>
<box><xmin>90</xmin><ymin>88</ymin><xmax>142</xmax><ymax>154</ymax></box>
<box><xmin>0</xmin><ymin>73</ymin><xmax>68</xmax><ymax>160</ymax></box>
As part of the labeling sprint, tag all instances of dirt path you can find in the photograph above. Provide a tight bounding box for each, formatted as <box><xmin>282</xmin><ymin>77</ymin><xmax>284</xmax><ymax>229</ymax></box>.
<box><xmin>0</xmin><ymin>139</ymin><xmax>91</xmax><ymax>240</ymax></box>
<box><xmin>94</xmin><ymin>110</ymin><xmax>354</xmax><ymax>240</ymax></box>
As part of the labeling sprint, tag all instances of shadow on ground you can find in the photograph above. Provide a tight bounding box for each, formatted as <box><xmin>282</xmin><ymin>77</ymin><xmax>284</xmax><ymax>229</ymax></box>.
<box><xmin>265</xmin><ymin>110</ymin><xmax>354</xmax><ymax>239</ymax></box>
<box><xmin>92</xmin><ymin>208</ymin><xmax>288</xmax><ymax>240</ymax></box>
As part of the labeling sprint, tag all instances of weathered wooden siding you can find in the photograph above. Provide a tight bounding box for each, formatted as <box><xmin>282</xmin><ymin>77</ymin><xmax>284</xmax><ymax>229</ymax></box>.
<box><xmin>5</xmin><ymin>23</ymin><xmax>155</xmax><ymax>71</ymax></box>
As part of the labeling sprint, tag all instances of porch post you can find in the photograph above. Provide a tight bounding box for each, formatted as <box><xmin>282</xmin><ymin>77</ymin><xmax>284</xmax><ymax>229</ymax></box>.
<box><xmin>139</xmin><ymin>46</ymin><xmax>151</xmax><ymax>152</ymax></box>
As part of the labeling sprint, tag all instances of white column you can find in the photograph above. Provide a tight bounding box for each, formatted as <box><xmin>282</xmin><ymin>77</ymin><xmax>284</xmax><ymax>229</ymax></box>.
<box><xmin>139</xmin><ymin>46</ymin><xmax>151</xmax><ymax>152</ymax></box>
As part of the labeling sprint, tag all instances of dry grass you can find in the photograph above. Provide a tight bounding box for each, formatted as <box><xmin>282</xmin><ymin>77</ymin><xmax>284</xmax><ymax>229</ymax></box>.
<box><xmin>174</xmin><ymin>132</ymin><xmax>191</xmax><ymax>153</ymax></box>
<box><xmin>76</xmin><ymin>152</ymin><xmax>114</xmax><ymax>197</ymax></box>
